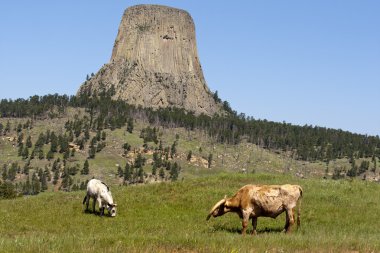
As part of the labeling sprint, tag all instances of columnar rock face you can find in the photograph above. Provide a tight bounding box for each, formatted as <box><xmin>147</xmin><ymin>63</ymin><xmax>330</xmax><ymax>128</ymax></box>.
<box><xmin>78</xmin><ymin>4</ymin><xmax>222</xmax><ymax>115</ymax></box>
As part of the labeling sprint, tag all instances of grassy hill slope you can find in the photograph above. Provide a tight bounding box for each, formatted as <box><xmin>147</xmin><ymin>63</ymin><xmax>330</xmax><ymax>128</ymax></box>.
<box><xmin>1</xmin><ymin>173</ymin><xmax>379</xmax><ymax>252</ymax></box>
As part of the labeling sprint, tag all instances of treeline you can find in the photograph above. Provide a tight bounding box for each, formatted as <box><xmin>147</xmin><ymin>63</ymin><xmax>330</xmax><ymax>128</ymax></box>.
<box><xmin>1</xmin><ymin>92</ymin><xmax>379</xmax><ymax>162</ymax></box>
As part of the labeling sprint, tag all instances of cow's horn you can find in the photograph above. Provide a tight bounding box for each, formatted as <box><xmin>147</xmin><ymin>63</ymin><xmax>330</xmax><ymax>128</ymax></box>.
<box><xmin>206</xmin><ymin>198</ymin><xmax>226</xmax><ymax>220</ymax></box>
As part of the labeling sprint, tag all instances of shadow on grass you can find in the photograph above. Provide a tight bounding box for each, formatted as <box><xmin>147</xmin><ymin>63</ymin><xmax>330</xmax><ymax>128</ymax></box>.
<box><xmin>212</xmin><ymin>224</ymin><xmax>284</xmax><ymax>235</ymax></box>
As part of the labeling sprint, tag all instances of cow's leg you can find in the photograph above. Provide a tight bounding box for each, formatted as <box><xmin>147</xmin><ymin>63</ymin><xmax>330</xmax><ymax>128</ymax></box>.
<box><xmin>85</xmin><ymin>195</ymin><xmax>90</xmax><ymax>211</ymax></box>
<box><xmin>241</xmin><ymin>211</ymin><xmax>250</xmax><ymax>235</ymax></box>
<box><xmin>285</xmin><ymin>208</ymin><xmax>295</xmax><ymax>233</ymax></box>
<box><xmin>92</xmin><ymin>196</ymin><xmax>96</xmax><ymax>213</ymax></box>
<box><xmin>251</xmin><ymin>217</ymin><xmax>257</xmax><ymax>235</ymax></box>
<box><xmin>97</xmin><ymin>197</ymin><xmax>104</xmax><ymax>216</ymax></box>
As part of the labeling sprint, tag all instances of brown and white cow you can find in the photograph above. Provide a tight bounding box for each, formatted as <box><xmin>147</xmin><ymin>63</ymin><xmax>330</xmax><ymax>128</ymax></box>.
<box><xmin>83</xmin><ymin>179</ymin><xmax>117</xmax><ymax>217</ymax></box>
<box><xmin>207</xmin><ymin>184</ymin><xmax>302</xmax><ymax>235</ymax></box>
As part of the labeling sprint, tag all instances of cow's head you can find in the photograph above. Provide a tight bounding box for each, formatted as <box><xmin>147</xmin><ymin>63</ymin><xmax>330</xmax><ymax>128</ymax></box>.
<box><xmin>206</xmin><ymin>196</ymin><xmax>230</xmax><ymax>220</ymax></box>
<box><xmin>107</xmin><ymin>203</ymin><xmax>117</xmax><ymax>217</ymax></box>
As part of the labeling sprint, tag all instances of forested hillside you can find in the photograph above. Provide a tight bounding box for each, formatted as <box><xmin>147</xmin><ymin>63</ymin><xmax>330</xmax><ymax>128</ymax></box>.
<box><xmin>1</xmin><ymin>92</ymin><xmax>379</xmax><ymax>199</ymax></box>
<box><xmin>1</xmin><ymin>92</ymin><xmax>379</xmax><ymax>162</ymax></box>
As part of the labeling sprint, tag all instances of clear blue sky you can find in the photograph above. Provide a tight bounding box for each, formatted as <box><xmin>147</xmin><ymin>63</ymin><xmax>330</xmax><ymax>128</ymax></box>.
<box><xmin>1</xmin><ymin>1</ymin><xmax>379</xmax><ymax>136</ymax></box>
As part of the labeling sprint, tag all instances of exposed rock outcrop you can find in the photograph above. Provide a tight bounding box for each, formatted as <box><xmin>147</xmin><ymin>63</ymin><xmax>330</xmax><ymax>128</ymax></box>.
<box><xmin>78</xmin><ymin>4</ymin><xmax>222</xmax><ymax>115</ymax></box>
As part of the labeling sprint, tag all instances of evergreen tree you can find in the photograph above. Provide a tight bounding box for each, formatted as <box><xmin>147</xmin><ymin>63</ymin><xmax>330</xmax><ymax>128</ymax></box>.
<box><xmin>137</xmin><ymin>167</ymin><xmax>144</xmax><ymax>183</ymax></box>
<box><xmin>18</xmin><ymin>143</ymin><xmax>24</xmax><ymax>157</ymax></box>
<box><xmin>171</xmin><ymin>141</ymin><xmax>177</xmax><ymax>158</ymax></box>
<box><xmin>187</xmin><ymin>150</ymin><xmax>192</xmax><ymax>161</ymax></box>
<box><xmin>159</xmin><ymin>167</ymin><xmax>165</xmax><ymax>180</ymax></box>
<box><xmin>17</xmin><ymin>132</ymin><xmax>24</xmax><ymax>147</ymax></box>
<box><xmin>127</xmin><ymin>118</ymin><xmax>134</xmax><ymax>133</ymax></box>
<box><xmin>50</xmin><ymin>132</ymin><xmax>58</xmax><ymax>152</ymax></box>
<box><xmin>40</xmin><ymin>173</ymin><xmax>48</xmax><ymax>191</ymax></box>
<box><xmin>124</xmin><ymin>163</ymin><xmax>132</xmax><ymax>183</ymax></box>
<box><xmin>38</xmin><ymin>148</ymin><xmax>44</xmax><ymax>160</ymax></box>
<box><xmin>134</xmin><ymin>153</ymin><xmax>146</xmax><ymax>169</ymax></box>
<box><xmin>26</xmin><ymin>136</ymin><xmax>32</xmax><ymax>148</ymax></box>
<box><xmin>16</xmin><ymin>123</ymin><xmax>22</xmax><ymax>133</ymax></box>
<box><xmin>170</xmin><ymin>162</ymin><xmax>179</xmax><ymax>181</ymax></box>
<box><xmin>53</xmin><ymin>169</ymin><xmax>59</xmax><ymax>185</ymax></box>
<box><xmin>44</xmin><ymin>165</ymin><xmax>51</xmax><ymax>182</ymax></box>
<box><xmin>152</xmin><ymin>163</ymin><xmax>157</xmax><ymax>176</ymax></box>
<box><xmin>358</xmin><ymin>160</ymin><xmax>369</xmax><ymax>174</ymax></box>
<box><xmin>31</xmin><ymin>173</ymin><xmax>41</xmax><ymax>195</ymax></box>
<box><xmin>45</xmin><ymin>129</ymin><xmax>51</xmax><ymax>144</ymax></box>
<box><xmin>35</xmin><ymin>133</ymin><xmax>45</xmax><ymax>147</ymax></box>
<box><xmin>23</xmin><ymin>160</ymin><xmax>30</xmax><ymax>175</ymax></box>
<box><xmin>117</xmin><ymin>165</ymin><xmax>123</xmax><ymax>177</ymax></box>
<box><xmin>7</xmin><ymin>163</ymin><xmax>17</xmax><ymax>181</ymax></box>
<box><xmin>22</xmin><ymin>146</ymin><xmax>29</xmax><ymax>159</ymax></box>
<box><xmin>347</xmin><ymin>160</ymin><xmax>357</xmax><ymax>177</ymax></box>
<box><xmin>4</xmin><ymin>121</ymin><xmax>10</xmax><ymax>134</ymax></box>
<box><xmin>82</xmin><ymin>159</ymin><xmax>90</xmax><ymax>175</ymax></box>
<box><xmin>63</xmin><ymin>149</ymin><xmax>70</xmax><ymax>160</ymax></box>
<box><xmin>0</xmin><ymin>181</ymin><xmax>17</xmax><ymax>199</ymax></box>
<box><xmin>88</xmin><ymin>145</ymin><xmax>96</xmax><ymax>159</ymax></box>
<box><xmin>23</xmin><ymin>177</ymin><xmax>31</xmax><ymax>195</ymax></box>
<box><xmin>208</xmin><ymin>153</ymin><xmax>213</xmax><ymax>168</ymax></box>
<box><xmin>371</xmin><ymin>155</ymin><xmax>377</xmax><ymax>173</ymax></box>
<box><xmin>2</xmin><ymin>164</ymin><xmax>7</xmax><ymax>181</ymax></box>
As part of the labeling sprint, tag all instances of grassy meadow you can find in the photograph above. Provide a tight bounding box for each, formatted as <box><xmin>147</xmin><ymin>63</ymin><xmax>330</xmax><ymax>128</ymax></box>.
<box><xmin>0</xmin><ymin>173</ymin><xmax>379</xmax><ymax>252</ymax></box>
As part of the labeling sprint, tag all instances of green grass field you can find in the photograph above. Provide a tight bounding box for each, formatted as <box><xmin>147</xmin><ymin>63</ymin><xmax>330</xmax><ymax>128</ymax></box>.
<box><xmin>1</xmin><ymin>173</ymin><xmax>379</xmax><ymax>252</ymax></box>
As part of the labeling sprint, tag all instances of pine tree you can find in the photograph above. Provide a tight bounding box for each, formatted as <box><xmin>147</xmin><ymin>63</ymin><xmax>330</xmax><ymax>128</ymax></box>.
<box><xmin>187</xmin><ymin>150</ymin><xmax>192</xmax><ymax>161</ymax></box>
<box><xmin>26</xmin><ymin>136</ymin><xmax>32</xmax><ymax>148</ymax></box>
<box><xmin>44</xmin><ymin>165</ymin><xmax>51</xmax><ymax>182</ymax></box>
<box><xmin>40</xmin><ymin>173</ymin><xmax>48</xmax><ymax>191</ymax></box>
<box><xmin>117</xmin><ymin>165</ymin><xmax>123</xmax><ymax>178</ymax></box>
<box><xmin>208</xmin><ymin>153</ymin><xmax>213</xmax><ymax>168</ymax></box>
<box><xmin>50</xmin><ymin>132</ymin><xmax>58</xmax><ymax>152</ymax></box>
<box><xmin>371</xmin><ymin>155</ymin><xmax>377</xmax><ymax>173</ymax></box>
<box><xmin>22</xmin><ymin>146</ymin><xmax>29</xmax><ymax>159</ymax></box>
<box><xmin>82</xmin><ymin>160</ymin><xmax>89</xmax><ymax>175</ymax></box>
<box><xmin>18</xmin><ymin>143</ymin><xmax>24</xmax><ymax>156</ymax></box>
<box><xmin>170</xmin><ymin>162</ymin><xmax>179</xmax><ymax>181</ymax></box>
<box><xmin>38</xmin><ymin>148</ymin><xmax>44</xmax><ymax>160</ymax></box>
<box><xmin>152</xmin><ymin>163</ymin><xmax>157</xmax><ymax>176</ymax></box>
<box><xmin>127</xmin><ymin>118</ymin><xmax>134</xmax><ymax>133</ymax></box>
<box><xmin>17</xmin><ymin>132</ymin><xmax>24</xmax><ymax>147</ymax></box>
<box><xmin>2</xmin><ymin>164</ymin><xmax>7</xmax><ymax>181</ymax></box>
<box><xmin>124</xmin><ymin>163</ymin><xmax>131</xmax><ymax>182</ymax></box>
<box><xmin>88</xmin><ymin>145</ymin><xmax>96</xmax><ymax>159</ymax></box>
<box><xmin>171</xmin><ymin>141</ymin><xmax>177</xmax><ymax>158</ymax></box>
<box><xmin>23</xmin><ymin>160</ymin><xmax>30</xmax><ymax>175</ymax></box>
<box><xmin>31</xmin><ymin>173</ymin><xmax>41</xmax><ymax>195</ymax></box>
<box><xmin>53</xmin><ymin>169</ymin><xmax>59</xmax><ymax>185</ymax></box>
<box><xmin>159</xmin><ymin>167</ymin><xmax>165</xmax><ymax>180</ymax></box>
<box><xmin>347</xmin><ymin>160</ymin><xmax>357</xmax><ymax>178</ymax></box>
<box><xmin>4</xmin><ymin>121</ymin><xmax>10</xmax><ymax>134</ymax></box>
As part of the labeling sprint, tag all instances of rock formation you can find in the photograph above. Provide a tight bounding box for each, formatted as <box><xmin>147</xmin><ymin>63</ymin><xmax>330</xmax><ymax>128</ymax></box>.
<box><xmin>77</xmin><ymin>4</ymin><xmax>222</xmax><ymax>115</ymax></box>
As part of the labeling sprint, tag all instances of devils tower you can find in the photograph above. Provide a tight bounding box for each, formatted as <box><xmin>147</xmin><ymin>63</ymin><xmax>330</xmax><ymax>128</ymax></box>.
<box><xmin>78</xmin><ymin>4</ymin><xmax>222</xmax><ymax>115</ymax></box>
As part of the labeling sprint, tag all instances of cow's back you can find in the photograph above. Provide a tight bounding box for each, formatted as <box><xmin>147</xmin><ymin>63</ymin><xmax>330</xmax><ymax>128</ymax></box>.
<box><xmin>87</xmin><ymin>179</ymin><xmax>104</xmax><ymax>196</ymax></box>
<box><xmin>243</xmin><ymin>184</ymin><xmax>301</xmax><ymax>218</ymax></box>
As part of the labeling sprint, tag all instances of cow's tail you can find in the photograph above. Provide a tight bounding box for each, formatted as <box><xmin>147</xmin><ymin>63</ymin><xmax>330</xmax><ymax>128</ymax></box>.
<box><xmin>296</xmin><ymin>186</ymin><xmax>303</xmax><ymax>229</ymax></box>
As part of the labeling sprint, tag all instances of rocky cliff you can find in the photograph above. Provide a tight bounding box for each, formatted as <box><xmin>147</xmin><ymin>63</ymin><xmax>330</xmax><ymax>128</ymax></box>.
<box><xmin>77</xmin><ymin>4</ymin><xmax>222</xmax><ymax>115</ymax></box>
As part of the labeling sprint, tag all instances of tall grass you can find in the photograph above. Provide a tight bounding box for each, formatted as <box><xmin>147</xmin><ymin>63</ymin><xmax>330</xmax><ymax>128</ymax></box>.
<box><xmin>0</xmin><ymin>173</ymin><xmax>379</xmax><ymax>252</ymax></box>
